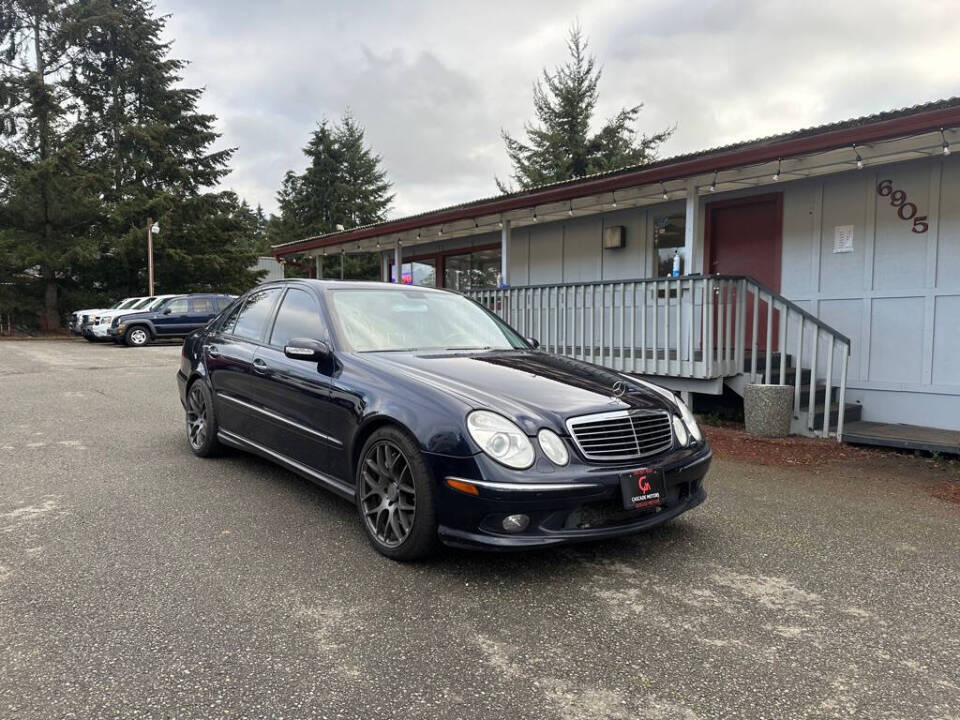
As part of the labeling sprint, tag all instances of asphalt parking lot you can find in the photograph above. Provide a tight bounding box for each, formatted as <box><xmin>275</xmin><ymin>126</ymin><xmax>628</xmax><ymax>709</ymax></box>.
<box><xmin>1</xmin><ymin>340</ymin><xmax>958</xmax><ymax>720</ymax></box>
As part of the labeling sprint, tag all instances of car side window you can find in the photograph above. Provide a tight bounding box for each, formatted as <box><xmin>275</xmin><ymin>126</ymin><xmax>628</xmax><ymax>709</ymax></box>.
<box><xmin>230</xmin><ymin>288</ymin><xmax>281</xmax><ymax>341</ymax></box>
<box><xmin>166</xmin><ymin>299</ymin><xmax>189</xmax><ymax>314</ymax></box>
<box><xmin>218</xmin><ymin>300</ymin><xmax>244</xmax><ymax>334</ymax></box>
<box><xmin>269</xmin><ymin>288</ymin><xmax>325</xmax><ymax>348</ymax></box>
<box><xmin>190</xmin><ymin>297</ymin><xmax>215</xmax><ymax>314</ymax></box>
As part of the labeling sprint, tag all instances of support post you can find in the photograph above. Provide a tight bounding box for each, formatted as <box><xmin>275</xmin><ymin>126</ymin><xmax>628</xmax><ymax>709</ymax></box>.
<box><xmin>683</xmin><ymin>181</ymin><xmax>701</xmax><ymax>277</ymax></box>
<box><xmin>499</xmin><ymin>219</ymin><xmax>510</xmax><ymax>288</ymax></box>
<box><xmin>315</xmin><ymin>255</ymin><xmax>322</xmax><ymax>280</ymax></box>
<box><xmin>394</xmin><ymin>241</ymin><xmax>402</xmax><ymax>283</ymax></box>
<box><xmin>380</xmin><ymin>251</ymin><xmax>389</xmax><ymax>282</ymax></box>
<box><xmin>146</xmin><ymin>216</ymin><xmax>154</xmax><ymax>295</ymax></box>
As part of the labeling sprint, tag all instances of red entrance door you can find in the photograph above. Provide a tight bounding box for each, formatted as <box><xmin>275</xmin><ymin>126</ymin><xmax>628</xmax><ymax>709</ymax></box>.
<box><xmin>705</xmin><ymin>194</ymin><xmax>783</xmax><ymax>351</ymax></box>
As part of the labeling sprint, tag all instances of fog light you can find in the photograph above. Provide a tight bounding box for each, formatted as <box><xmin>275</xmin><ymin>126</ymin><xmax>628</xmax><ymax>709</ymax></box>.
<box><xmin>501</xmin><ymin>514</ymin><xmax>529</xmax><ymax>533</ymax></box>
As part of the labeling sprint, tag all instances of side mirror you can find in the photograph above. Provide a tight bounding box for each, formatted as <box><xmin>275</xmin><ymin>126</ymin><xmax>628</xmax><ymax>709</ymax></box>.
<box><xmin>284</xmin><ymin>338</ymin><xmax>332</xmax><ymax>362</ymax></box>
<box><xmin>526</xmin><ymin>337</ymin><xmax>540</xmax><ymax>349</ymax></box>
<box><xmin>163</xmin><ymin>308</ymin><xmax>173</xmax><ymax>315</ymax></box>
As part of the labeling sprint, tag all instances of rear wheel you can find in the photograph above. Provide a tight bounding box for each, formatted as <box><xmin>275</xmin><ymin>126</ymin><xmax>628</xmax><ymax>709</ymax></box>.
<box><xmin>185</xmin><ymin>380</ymin><xmax>222</xmax><ymax>457</ymax></box>
<box><xmin>356</xmin><ymin>427</ymin><xmax>438</xmax><ymax>561</ymax></box>
<box><xmin>125</xmin><ymin>325</ymin><xmax>150</xmax><ymax>347</ymax></box>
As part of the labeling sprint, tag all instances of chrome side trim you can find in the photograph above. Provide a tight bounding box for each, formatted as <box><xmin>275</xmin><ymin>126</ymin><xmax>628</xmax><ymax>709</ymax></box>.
<box><xmin>217</xmin><ymin>428</ymin><xmax>354</xmax><ymax>499</ymax></box>
<box><xmin>445</xmin><ymin>476</ymin><xmax>602</xmax><ymax>493</ymax></box>
<box><xmin>216</xmin><ymin>392</ymin><xmax>342</xmax><ymax>446</ymax></box>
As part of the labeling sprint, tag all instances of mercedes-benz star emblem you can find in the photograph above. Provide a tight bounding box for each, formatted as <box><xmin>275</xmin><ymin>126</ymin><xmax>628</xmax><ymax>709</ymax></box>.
<box><xmin>612</xmin><ymin>380</ymin><xmax>627</xmax><ymax>398</ymax></box>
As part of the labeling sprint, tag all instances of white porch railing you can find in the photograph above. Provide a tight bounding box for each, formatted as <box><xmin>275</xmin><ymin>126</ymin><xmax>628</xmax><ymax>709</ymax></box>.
<box><xmin>466</xmin><ymin>275</ymin><xmax>851</xmax><ymax>440</ymax></box>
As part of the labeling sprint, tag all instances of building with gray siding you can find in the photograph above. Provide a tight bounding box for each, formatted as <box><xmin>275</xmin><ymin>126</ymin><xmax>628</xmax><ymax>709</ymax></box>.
<box><xmin>273</xmin><ymin>99</ymin><xmax>960</xmax><ymax>447</ymax></box>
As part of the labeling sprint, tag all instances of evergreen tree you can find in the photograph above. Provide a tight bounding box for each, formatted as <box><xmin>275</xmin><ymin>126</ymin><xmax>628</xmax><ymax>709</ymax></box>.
<box><xmin>498</xmin><ymin>25</ymin><xmax>673</xmax><ymax>192</ymax></box>
<box><xmin>66</xmin><ymin>0</ymin><xmax>250</xmax><ymax>298</ymax></box>
<box><xmin>0</xmin><ymin>0</ymin><xmax>101</xmax><ymax>328</ymax></box>
<box><xmin>269</xmin><ymin>113</ymin><xmax>393</xmax><ymax>280</ymax></box>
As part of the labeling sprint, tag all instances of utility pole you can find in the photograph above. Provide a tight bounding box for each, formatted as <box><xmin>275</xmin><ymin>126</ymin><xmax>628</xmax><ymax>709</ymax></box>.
<box><xmin>147</xmin><ymin>217</ymin><xmax>155</xmax><ymax>295</ymax></box>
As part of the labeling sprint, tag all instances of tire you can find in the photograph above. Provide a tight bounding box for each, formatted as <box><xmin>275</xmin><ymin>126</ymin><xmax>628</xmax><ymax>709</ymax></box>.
<box><xmin>83</xmin><ymin>334</ymin><xmax>95</xmax><ymax>343</ymax></box>
<box><xmin>124</xmin><ymin>325</ymin><xmax>151</xmax><ymax>347</ymax></box>
<box><xmin>356</xmin><ymin>426</ymin><xmax>438</xmax><ymax>561</ymax></box>
<box><xmin>184</xmin><ymin>379</ymin><xmax>222</xmax><ymax>457</ymax></box>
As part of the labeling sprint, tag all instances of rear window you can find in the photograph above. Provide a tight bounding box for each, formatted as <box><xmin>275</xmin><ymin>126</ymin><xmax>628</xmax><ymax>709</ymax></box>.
<box><xmin>191</xmin><ymin>298</ymin><xmax>215</xmax><ymax>314</ymax></box>
<box><xmin>227</xmin><ymin>288</ymin><xmax>281</xmax><ymax>341</ymax></box>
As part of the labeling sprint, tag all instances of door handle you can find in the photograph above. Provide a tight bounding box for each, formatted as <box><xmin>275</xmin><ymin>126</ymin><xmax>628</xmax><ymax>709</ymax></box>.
<box><xmin>207</xmin><ymin>345</ymin><xmax>221</xmax><ymax>358</ymax></box>
<box><xmin>252</xmin><ymin>358</ymin><xmax>268</xmax><ymax>374</ymax></box>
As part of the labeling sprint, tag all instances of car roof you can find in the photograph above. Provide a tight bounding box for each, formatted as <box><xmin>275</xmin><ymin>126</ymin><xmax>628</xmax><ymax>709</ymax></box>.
<box><xmin>257</xmin><ymin>279</ymin><xmax>451</xmax><ymax>295</ymax></box>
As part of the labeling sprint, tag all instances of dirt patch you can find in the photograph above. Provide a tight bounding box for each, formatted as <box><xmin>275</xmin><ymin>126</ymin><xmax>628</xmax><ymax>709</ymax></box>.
<box><xmin>702</xmin><ymin>423</ymin><xmax>960</xmax><ymax>505</ymax></box>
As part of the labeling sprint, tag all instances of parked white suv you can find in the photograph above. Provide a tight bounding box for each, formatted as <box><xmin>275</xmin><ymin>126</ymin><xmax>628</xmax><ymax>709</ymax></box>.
<box><xmin>87</xmin><ymin>295</ymin><xmax>178</xmax><ymax>341</ymax></box>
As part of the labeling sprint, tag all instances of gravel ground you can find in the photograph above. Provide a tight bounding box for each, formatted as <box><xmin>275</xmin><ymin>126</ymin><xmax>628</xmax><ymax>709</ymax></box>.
<box><xmin>1</xmin><ymin>339</ymin><xmax>958</xmax><ymax>720</ymax></box>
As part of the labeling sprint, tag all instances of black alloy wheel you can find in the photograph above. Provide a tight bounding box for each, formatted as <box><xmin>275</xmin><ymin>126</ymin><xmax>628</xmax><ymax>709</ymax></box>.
<box><xmin>185</xmin><ymin>381</ymin><xmax>221</xmax><ymax>457</ymax></box>
<box><xmin>357</xmin><ymin>428</ymin><xmax>437</xmax><ymax>560</ymax></box>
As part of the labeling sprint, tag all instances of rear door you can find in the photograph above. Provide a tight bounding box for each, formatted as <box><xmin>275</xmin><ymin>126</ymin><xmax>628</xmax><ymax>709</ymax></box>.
<box><xmin>185</xmin><ymin>296</ymin><xmax>219</xmax><ymax>334</ymax></box>
<box><xmin>205</xmin><ymin>287</ymin><xmax>282</xmax><ymax>436</ymax></box>
<box><xmin>248</xmin><ymin>287</ymin><xmax>347</xmax><ymax>480</ymax></box>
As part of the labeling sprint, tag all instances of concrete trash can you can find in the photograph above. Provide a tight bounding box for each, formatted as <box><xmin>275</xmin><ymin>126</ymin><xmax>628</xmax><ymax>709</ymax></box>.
<box><xmin>743</xmin><ymin>384</ymin><xmax>793</xmax><ymax>438</ymax></box>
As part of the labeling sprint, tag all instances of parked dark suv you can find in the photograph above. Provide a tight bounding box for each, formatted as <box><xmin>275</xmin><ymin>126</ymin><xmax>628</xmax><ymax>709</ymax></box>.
<box><xmin>110</xmin><ymin>293</ymin><xmax>235</xmax><ymax>346</ymax></box>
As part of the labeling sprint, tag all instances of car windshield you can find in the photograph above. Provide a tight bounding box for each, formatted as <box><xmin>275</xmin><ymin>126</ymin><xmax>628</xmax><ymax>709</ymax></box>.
<box><xmin>330</xmin><ymin>288</ymin><xmax>527</xmax><ymax>352</ymax></box>
<box><xmin>131</xmin><ymin>297</ymin><xmax>155</xmax><ymax>309</ymax></box>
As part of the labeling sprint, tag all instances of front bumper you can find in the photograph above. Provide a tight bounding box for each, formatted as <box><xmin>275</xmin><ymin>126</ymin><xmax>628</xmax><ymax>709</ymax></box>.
<box><xmin>426</xmin><ymin>444</ymin><xmax>711</xmax><ymax>550</ymax></box>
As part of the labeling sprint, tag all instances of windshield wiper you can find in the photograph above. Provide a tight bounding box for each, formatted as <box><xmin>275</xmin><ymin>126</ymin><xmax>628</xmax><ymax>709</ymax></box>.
<box><xmin>444</xmin><ymin>346</ymin><xmax>493</xmax><ymax>351</ymax></box>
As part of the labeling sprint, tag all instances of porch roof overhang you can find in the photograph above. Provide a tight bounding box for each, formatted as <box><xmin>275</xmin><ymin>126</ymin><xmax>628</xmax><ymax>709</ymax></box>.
<box><xmin>271</xmin><ymin>97</ymin><xmax>960</xmax><ymax>259</ymax></box>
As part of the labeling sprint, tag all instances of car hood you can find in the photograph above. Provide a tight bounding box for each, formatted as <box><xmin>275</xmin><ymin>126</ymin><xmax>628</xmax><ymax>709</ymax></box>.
<box><xmin>110</xmin><ymin>307</ymin><xmax>158</xmax><ymax>321</ymax></box>
<box><xmin>357</xmin><ymin>350</ymin><xmax>675</xmax><ymax>435</ymax></box>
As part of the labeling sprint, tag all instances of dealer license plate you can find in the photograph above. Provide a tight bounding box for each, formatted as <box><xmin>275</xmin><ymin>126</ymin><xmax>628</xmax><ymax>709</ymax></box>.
<box><xmin>619</xmin><ymin>468</ymin><xmax>664</xmax><ymax>511</ymax></box>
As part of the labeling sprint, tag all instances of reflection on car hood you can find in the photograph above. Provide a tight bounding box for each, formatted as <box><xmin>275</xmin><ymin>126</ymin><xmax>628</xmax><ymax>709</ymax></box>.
<box><xmin>359</xmin><ymin>350</ymin><xmax>674</xmax><ymax>435</ymax></box>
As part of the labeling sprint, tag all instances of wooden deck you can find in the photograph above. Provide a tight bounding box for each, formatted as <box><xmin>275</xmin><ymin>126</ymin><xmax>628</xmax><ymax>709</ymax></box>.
<box><xmin>843</xmin><ymin>421</ymin><xmax>960</xmax><ymax>455</ymax></box>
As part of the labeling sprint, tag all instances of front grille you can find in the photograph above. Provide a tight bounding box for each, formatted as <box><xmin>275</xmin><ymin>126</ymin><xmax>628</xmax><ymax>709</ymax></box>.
<box><xmin>566</xmin><ymin>410</ymin><xmax>673</xmax><ymax>462</ymax></box>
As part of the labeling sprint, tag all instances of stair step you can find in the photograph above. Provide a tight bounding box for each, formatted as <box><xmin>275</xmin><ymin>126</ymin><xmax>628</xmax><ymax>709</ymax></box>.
<box><xmin>742</xmin><ymin>352</ymin><xmax>793</xmax><ymax>373</ymax></box>
<box><xmin>749</xmin><ymin>367</ymin><xmax>811</xmax><ymax>386</ymax></box>
<box><xmin>799</xmin><ymin>383</ymin><xmax>828</xmax><ymax>406</ymax></box>
<box><xmin>811</xmin><ymin>402</ymin><xmax>862</xmax><ymax>428</ymax></box>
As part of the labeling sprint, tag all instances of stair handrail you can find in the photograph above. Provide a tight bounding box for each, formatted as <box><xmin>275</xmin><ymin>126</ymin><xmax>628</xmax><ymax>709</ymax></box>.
<box><xmin>464</xmin><ymin>273</ymin><xmax>851</xmax><ymax>441</ymax></box>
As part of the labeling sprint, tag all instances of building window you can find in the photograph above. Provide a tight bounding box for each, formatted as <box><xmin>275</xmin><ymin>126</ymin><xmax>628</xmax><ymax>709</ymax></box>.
<box><xmin>443</xmin><ymin>247</ymin><xmax>501</xmax><ymax>291</ymax></box>
<box><xmin>654</xmin><ymin>214</ymin><xmax>686</xmax><ymax>277</ymax></box>
<box><xmin>390</xmin><ymin>258</ymin><xmax>437</xmax><ymax>287</ymax></box>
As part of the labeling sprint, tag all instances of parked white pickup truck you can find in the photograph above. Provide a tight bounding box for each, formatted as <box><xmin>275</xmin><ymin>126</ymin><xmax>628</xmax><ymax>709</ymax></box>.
<box><xmin>87</xmin><ymin>295</ymin><xmax>179</xmax><ymax>341</ymax></box>
<box><xmin>70</xmin><ymin>297</ymin><xmax>145</xmax><ymax>336</ymax></box>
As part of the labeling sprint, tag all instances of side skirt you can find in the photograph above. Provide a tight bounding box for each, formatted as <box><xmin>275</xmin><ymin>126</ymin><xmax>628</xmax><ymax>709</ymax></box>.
<box><xmin>217</xmin><ymin>428</ymin><xmax>355</xmax><ymax>501</ymax></box>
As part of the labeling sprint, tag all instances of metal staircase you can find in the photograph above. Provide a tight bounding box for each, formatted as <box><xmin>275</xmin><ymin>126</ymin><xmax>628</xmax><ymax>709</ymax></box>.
<box><xmin>467</xmin><ymin>274</ymin><xmax>854</xmax><ymax>440</ymax></box>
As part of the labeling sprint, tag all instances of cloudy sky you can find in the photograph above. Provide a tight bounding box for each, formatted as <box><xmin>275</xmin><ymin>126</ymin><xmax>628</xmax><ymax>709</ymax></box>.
<box><xmin>157</xmin><ymin>0</ymin><xmax>960</xmax><ymax>219</ymax></box>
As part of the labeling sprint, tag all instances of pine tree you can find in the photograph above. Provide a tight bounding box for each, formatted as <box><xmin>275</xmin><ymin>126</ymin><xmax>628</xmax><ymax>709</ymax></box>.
<box><xmin>269</xmin><ymin>113</ymin><xmax>393</xmax><ymax>280</ymax></box>
<box><xmin>66</xmin><ymin>0</ymin><xmax>255</xmax><ymax>297</ymax></box>
<box><xmin>498</xmin><ymin>25</ymin><xmax>673</xmax><ymax>192</ymax></box>
<box><xmin>0</xmin><ymin>0</ymin><xmax>101</xmax><ymax>328</ymax></box>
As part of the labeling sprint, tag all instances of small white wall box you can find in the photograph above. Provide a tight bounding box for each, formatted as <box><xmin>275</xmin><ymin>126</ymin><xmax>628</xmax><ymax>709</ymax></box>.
<box><xmin>603</xmin><ymin>225</ymin><xmax>625</xmax><ymax>249</ymax></box>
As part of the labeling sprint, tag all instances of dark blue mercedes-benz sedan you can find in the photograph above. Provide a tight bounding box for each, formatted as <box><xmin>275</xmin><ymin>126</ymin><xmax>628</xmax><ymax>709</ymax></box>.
<box><xmin>177</xmin><ymin>279</ymin><xmax>710</xmax><ymax>560</ymax></box>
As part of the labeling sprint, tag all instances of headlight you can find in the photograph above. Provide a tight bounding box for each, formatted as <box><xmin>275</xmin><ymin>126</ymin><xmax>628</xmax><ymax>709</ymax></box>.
<box><xmin>467</xmin><ymin>410</ymin><xmax>535</xmax><ymax>469</ymax></box>
<box><xmin>672</xmin><ymin>415</ymin><xmax>689</xmax><ymax>447</ymax></box>
<box><xmin>537</xmin><ymin>428</ymin><xmax>569</xmax><ymax>466</ymax></box>
<box><xmin>676</xmin><ymin>398</ymin><xmax>703</xmax><ymax>443</ymax></box>
<box><xmin>115</xmin><ymin>323</ymin><xmax>126</xmax><ymax>332</ymax></box>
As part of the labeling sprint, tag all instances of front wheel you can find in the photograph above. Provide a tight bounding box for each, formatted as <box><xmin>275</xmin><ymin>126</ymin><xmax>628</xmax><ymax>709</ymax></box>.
<box><xmin>356</xmin><ymin>427</ymin><xmax>438</xmax><ymax>561</ymax></box>
<box><xmin>125</xmin><ymin>325</ymin><xmax>151</xmax><ymax>347</ymax></box>
<box><xmin>185</xmin><ymin>380</ymin><xmax>222</xmax><ymax>457</ymax></box>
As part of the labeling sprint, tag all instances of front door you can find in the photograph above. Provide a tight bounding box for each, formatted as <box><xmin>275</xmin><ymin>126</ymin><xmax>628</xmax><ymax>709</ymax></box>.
<box><xmin>248</xmin><ymin>287</ymin><xmax>347</xmax><ymax>482</ymax></box>
<box><xmin>155</xmin><ymin>297</ymin><xmax>190</xmax><ymax>336</ymax></box>
<box><xmin>705</xmin><ymin>194</ymin><xmax>782</xmax><ymax>351</ymax></box>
